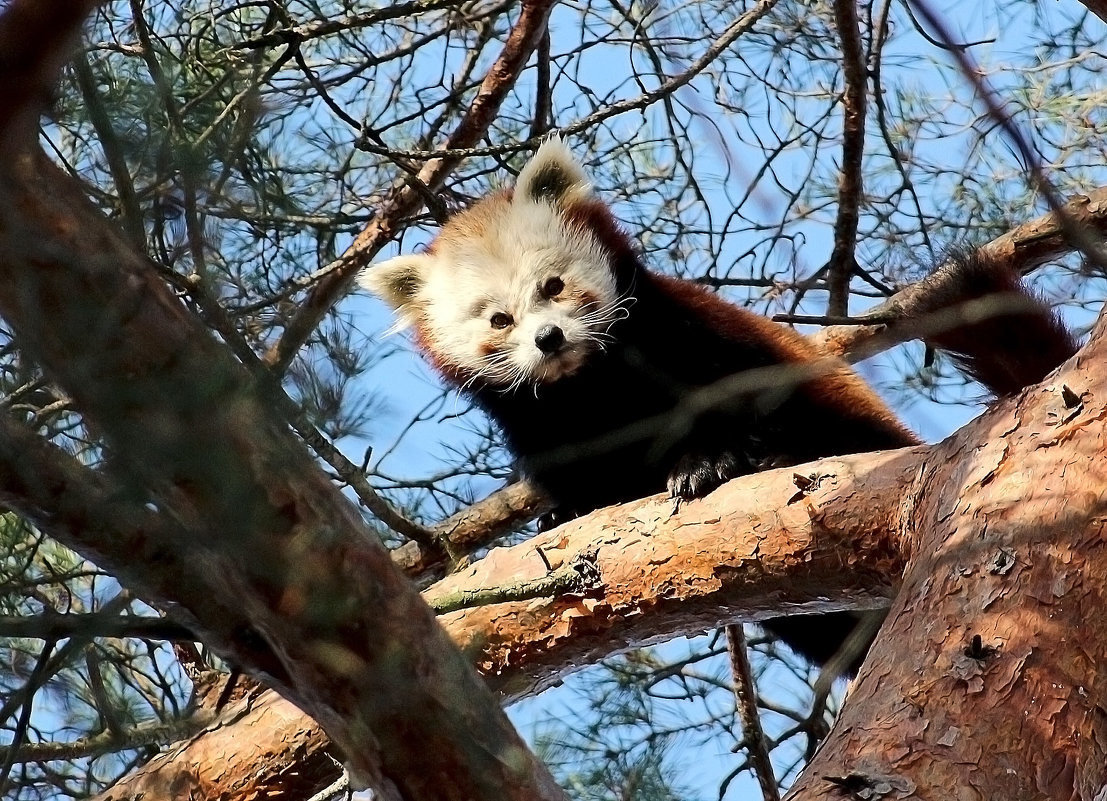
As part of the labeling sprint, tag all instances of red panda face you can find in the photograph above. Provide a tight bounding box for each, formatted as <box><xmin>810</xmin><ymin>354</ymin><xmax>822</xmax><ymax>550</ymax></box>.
<box><xmin>360</xmin><ymin>139</ymin><xmax>628</xmax><ymax>389</ymax></box>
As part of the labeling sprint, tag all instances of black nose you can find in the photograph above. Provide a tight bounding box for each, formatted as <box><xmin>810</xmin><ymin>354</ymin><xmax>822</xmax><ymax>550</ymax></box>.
<box><xmin>534</xmin><ymin>324</ymin><xmax>565</xmax><ymax>354</ymax></box>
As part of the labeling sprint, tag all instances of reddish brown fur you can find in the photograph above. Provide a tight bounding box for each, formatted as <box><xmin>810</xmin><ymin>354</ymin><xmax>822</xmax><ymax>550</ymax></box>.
<box><xmin>650</xmin><ymin>273</ymin><xmax>919</xmax><ymax>447</ymax></box>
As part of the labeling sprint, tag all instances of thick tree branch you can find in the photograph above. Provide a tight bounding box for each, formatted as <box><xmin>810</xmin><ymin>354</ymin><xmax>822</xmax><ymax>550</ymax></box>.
<box><xmin>785</xmin><ymin>285</ymin><xmax>1107</xmax><ymax>800</ymax></box>
<box><xmin>92</xmin><ymin>693</ymin><xmax>334</xmax><ymax>801</ymax></box>
<box><xmin>92</xmin><ymin>443</ymin><xmax>926</xmax><ymax>800</ymax></box>
<box><xmin>0</xmin><ymin>407</ymin><xmax>295</xmax><ymax>689</ymax></box>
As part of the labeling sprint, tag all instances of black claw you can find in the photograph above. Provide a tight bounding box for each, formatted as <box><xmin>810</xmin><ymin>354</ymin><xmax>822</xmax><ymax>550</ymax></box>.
<box><xmin>667</xmin><ymin>451</ymin><xmax>743</xmax><ymax>501</ymax></box>
<box><xmin>538</xmin><ymin>507</ymin><xmax>581</xmax><ymax>532</ymax></box>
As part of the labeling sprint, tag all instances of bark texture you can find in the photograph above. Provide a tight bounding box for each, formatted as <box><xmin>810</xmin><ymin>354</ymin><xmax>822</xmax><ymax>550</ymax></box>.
<box><xmin>432</xmin><ymin>453</ymin><xmax>917</xmax><ymax>699</ymax></box>
<box><xmin>788</xmin><ymin>314</ymin><xmax>1107</xmax><ymax>799</ymax></box>
<box><xmin>94</xmin><ymin>445</ymin><xmax>922</xmax><ymax>800</ymax></box>
<box><xmin>94</xmin><ymin>693</ymin><xmax>333</xmax><ymax>801</ymax></box>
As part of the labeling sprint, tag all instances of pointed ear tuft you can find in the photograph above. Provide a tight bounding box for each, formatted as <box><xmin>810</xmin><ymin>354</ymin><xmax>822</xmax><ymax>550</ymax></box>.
<box><xmin>515</xmin><ymin>138</ymin><xmax>592</xmax><ymax>206</ymax></box>
<box><xmin>358</xmin><ymin>254</ymin><xmax>431</xmax><ymax>318</ymax></box>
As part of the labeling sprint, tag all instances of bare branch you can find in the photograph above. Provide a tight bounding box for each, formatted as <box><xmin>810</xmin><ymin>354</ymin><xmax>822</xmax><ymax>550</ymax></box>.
<box><xmin>529</xmin><ymin>27</ymin><xmax>553</xmax><ymax>138</ymax></box>
<box><xmin>908</xmin><ymin>0</ymin><xmax>1107</xmax><ymax>270</ymax></box>
<box><xmin>0</xmin><ymin>711</ymin><xmax>214</xmax><ymax>765</ymax></box>
<box><xmin>354</xmin><ymin>0</ymin><xmax>783</xmax><ymax>163</ymax></box>
<box><xmin>725</xmin><ymin>625</ymin><xmax>780</xmax><ymax>801</ymax></box>
<box><xmin>395</xmin><ymin>480</ymin><xmax>551</xmax><ymax>578</ymax></box>
<box><xmin>826</xmin><ymin>0</ymin><xmax>868</xmax><ymax>316</ymax></box>
<box><xmin>0</xmin><ymin>613</ymin><xmax>194</xmax><ymax>642</ymax></box>
<box><xmin>70</xmin><ymin>52</ymin><xmax>145</xmax><ymax>246</ymax></box>
<box><xmin>428</xmin><ymin>549</ymin><xmax>600</xmax><ymax>615</ymax></box>
<box><xmin>235</xmin><ymin>0</ymin><xmax>469</xmax><ymax>50</ymax></box>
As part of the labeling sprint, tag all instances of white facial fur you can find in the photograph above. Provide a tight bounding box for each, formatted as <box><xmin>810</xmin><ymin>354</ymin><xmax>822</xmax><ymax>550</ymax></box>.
<box><xmin>360</xmin><ymin>139</ymin><xmax>626</xmax><ymax>388</ymax></box>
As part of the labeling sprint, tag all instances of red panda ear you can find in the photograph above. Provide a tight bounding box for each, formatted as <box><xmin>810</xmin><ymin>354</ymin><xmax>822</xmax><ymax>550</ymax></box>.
<box><xmin>358</xmin><ymin>255</ymin><xmax>431</xmax><ymax>321</ymax></box>
<box><xmin>515</xmin><ymin>138</ymin><xmax>592</xmax><ymax>207</ymax></box>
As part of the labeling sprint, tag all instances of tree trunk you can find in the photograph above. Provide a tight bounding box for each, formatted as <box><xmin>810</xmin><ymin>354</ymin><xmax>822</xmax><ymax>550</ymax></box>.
<box><xmin>786</xmin><ymin>314</ymin><xmax>1107</xmax><ymax>798</ymax></box>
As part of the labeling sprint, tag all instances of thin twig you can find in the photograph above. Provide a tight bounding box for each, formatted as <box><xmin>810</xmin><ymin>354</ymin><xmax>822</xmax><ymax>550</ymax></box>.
<box><xmin>235</xmin><ymin>0</ymin><xmax>465</xmax><ymax>50</ymax></box>
<box><xmin>427</xmin><ymin>549</ymin><xmax>600</xmax><ymax>615</ymax></box>
<box><xmin>0</xmin><ymin>711</ymin><xmax>215</xmax><ymax>765</ymax></box>
<box><xmin>0</xmin><ymin>638</ymin><xmax>55</xmax><ymax>794</ymax></box>
<box><xmin>305</xmin><ymin>767</ymin><xmax>351</xmax><ymax>801</ymax></box>
<box><xmin>130</xmin><ymin>0</ymin><xmax>209</xmax><ymax>279</ymax></box>
<box><xmin>826</xmin><ymin>0</ymin><xmax>868</xmax><ymax>317</ymax></box>
<box><xmin>165</xmin><ymin>269</ymin><xmax>439</xmax><ymax>546</ymax></box>
<box><xmin>724</xmin><ymin>625</ymin><xmax>780</xmax><ymax>801</ymax></box>
<box><xmin>0</xmin><ymin>612</ymin><xmax>196</xmax><ymax>642</ymax></box>
<box><xmin>354</xmin><ymin>0</ymin><xmax>782</xmax><ymax>163</ymax></box>
<box><xmin>908</xmin><ymin>0</ymin><xmax>1107</xmax><ymax>271</ymax></box>
<box><xmin>70</xmin><ymin>51</ymin><xmax>145</xmax><ymax>246</ymax></box>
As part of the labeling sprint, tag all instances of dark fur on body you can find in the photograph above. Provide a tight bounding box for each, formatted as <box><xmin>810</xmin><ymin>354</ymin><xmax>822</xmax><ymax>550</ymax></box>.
<box><xmin>474</xmin><ymin>201</ymin><xmax>917</xmax><ymax>515</ymax></box>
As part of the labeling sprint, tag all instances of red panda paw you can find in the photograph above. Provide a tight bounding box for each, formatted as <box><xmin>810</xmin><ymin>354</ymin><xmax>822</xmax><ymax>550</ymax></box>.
<box><xmin>666</xmin><ymin>451</ymin><xmax>743</xmax><ymax>501</ymax></box>
<box><xmin>537</xmin><ymin>507</ymin><xmax>583</xmax><ymax>532</ymax></box>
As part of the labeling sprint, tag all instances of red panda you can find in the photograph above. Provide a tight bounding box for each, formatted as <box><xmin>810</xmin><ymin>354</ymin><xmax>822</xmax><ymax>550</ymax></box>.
<box><xmin>360</xmin><ymin>138</ymin><xmax>1077</xmax><ymax>669</ymax></box>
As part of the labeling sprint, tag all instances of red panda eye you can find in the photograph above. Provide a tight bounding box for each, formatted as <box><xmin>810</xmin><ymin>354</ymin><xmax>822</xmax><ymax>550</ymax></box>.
<box><xmin>543</xmin><ymin>277</ymin><xmax>565</xmax><ymax>298</ymax></box>
<box><xmin>490</xmin><ymin>312</ymin><xmax>513</xmax><ymax>329</ymax></box>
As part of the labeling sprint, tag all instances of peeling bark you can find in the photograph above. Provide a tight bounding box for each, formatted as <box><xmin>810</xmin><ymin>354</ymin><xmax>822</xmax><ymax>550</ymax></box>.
<box><xmin>788</xmin><ymin>315</ymin><xmax>1107</xmax><ymax>799</ymax></box>
<box><xmin>432</xmin><ymin>454</ymin><xmax>918</xmax><ymax>699</ymax></box>
<box><xmin>93</xmin><ymin>694</ymin><xmax>333</xmax><ymax>801</ymax></box>
<box><xmin>94</xmin><ymin>445</ymin><xmax>923</xmax><ymax>801</ymax></box>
